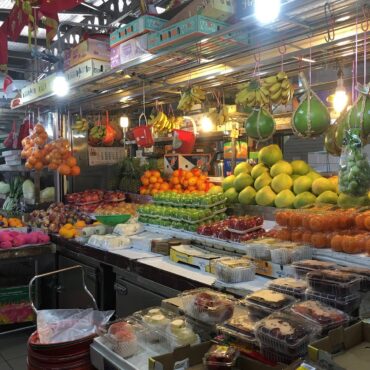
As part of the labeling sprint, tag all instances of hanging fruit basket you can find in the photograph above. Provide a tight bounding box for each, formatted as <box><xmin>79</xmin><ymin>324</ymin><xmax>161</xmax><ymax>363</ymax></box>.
<box><xmin>132</xmin><ymin>112</ymin><xmax>154</xmax><ymax>148</ymax></box>
<box><xmin>244</xmin><ymin>107</ymin><xmax>276</xmax><ymax>141</ymax></box>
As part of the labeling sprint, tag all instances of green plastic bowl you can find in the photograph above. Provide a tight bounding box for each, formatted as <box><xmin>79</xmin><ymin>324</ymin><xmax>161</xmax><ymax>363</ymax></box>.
<box><xmin>95</xmin><ymin>214</ymin><xmax>131</xmax><ymax>226</ymax></box>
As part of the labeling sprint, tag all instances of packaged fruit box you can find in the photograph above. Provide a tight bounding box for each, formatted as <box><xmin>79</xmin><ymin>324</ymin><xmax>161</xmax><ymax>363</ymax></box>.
<box><xmin>152</xmin><ymin>192</ymin><xmax>226</xmax><ymax>208</ymax></box>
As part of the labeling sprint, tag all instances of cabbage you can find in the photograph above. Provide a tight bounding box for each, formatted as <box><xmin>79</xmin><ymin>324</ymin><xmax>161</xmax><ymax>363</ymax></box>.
<box><xmin>40</xmin><ymin>187</ymin><xmax>55</xmax><ymax>203</ymax></box>
<box><xmin>0</xmin><ymin>181</ymin><xmax>10</xmax><ymax>194</ymax></box>
<box><xmin>22</xmin><ymin>179</ymin><xmax>35</xmax><ymax>200</ymax></box>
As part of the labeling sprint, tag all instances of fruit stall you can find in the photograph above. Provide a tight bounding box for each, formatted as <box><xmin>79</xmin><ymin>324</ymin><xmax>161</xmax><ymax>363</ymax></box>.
<box><xmin>0</xmin><ymin>0</ymin><xmax>370</xmax><ymax>369</ymax></box>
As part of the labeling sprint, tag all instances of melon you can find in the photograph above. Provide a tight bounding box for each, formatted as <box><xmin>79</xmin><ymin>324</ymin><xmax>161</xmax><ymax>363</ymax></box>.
<box><xmin>346</xmin><ymin>94</ymin><xmax>370</xmax><ymax>137</ymax></box>
<box><xmin>245</xmin><ymin>108</ymin><xmax>275</xmax><ymax>141</ymax></box>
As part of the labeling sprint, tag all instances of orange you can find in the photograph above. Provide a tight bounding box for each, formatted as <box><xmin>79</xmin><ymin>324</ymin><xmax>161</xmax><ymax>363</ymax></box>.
<box><xmin>48</xmin><ymin>163</ymin><xmax>58</xmax><ymax>170</ymax></box>
<box><xmin>64</xmin><ymin>223</ymin><xmax>74</xmax><ymax>230</ymax></box>
<box><xmin>185</xmin><ymin>172</ymin><xmax>193</xmax><ymax>180</ymax></box>
<box><xmin>172</xmin><ymin>170</ymin><xmax>180</xmax><ymax>177</ymax></box>
<box><xmin>197</xmin><ymin>182</ymin><xmax>206</xmax><ymax>191</ymax></box>
<box><xmin>188</xmin><ymin>177</ymin><xmax>197</xmax><ymax>186</ymax></box>
<box><xmin>70</xmin><ymin>166</ymin><xmax>81</xmax><ymax>176</ymax></box>
<box><xmin>151</xmin><ymin>189</ymin><xmax>159</xmax><ymax>195</ymax></box>
<box><xmin>34</xmin><ymin>161</ymin><xmax>44</xmax><ymax>171</ymax></box>
<box><xmin>188</xmin><ymin>186</ymin><xmax>196</xmax><ymax>192</ymax></box>
<box><xmin>153</xmin><ymin>182</ymin><xmax>160</xmax><ymax>190</ymax></box>
<box><xmin>199</xmin><ymin>175</ymin><xmax>207</xmax><ymax>182</ymax></box>
<box><xmin>75</xmin><ymin>220</ymin><xmax>86</xmax><ymax>228</ymax></box>
<box><xmin>139</xmin><ymin>187</ymin><xmax>146</xmax><ymax>195</ymax></box>
<box><xmin>58</xmin><ymin>164</ymin><xmax>71</xmax><ymax>176</ymax></box>
<box><xmin>191</xmin><ymin>168</ymin><xmax>201</xmax><ymax>177</ymax></box>
<box><xmin>141</xmin><ymin>176</ymin><xmax>149</xmax><ymax>186</ymax></box>
<box><xmin>160</xmin><ymin>183</ymin><xmax>170</xmax><ymax>191</ymax></box>
<box><xmin>174</xmin><ymin>184</ymin><xmax>182</xmax><ymax>190</ymax></box>
<box><xmin>149</xmin><ymin>176</ymin><xmax>157</xmax><ymax>184</ymax></box>
<box><xmin>171</xmin><ymin>177</ymin><xmax>180</xmax><ymax>185</ymax></box>
<box><xmin>66</xmin><ymin>157</ymin><xmax>77</xmax><ymax>167</ymax></box>
<box><xmin>144</xmin><ymin>170</ymin><xmax>151</xmax><ymax>178</ymax></box>
<box><xmin>157</xmin><ymin>177</ymin><xmax>164</xmax><ymax>184</ymax></box>
<box><xmin>151</xmin><ymin>170</ymin><xmax>161</xmax><ymax>178</ymax></box>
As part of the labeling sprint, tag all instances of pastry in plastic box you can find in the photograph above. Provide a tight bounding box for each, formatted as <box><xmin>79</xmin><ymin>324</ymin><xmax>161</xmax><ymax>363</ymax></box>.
<box><xmin>306</xmin><ymin>269</ymin><xmax>361</xmax><ymax>297</ymax></box>
<box><xmin>107</xmin><ymin>321</ymin><xmax>139</xmax><ymax>358</ymax></box>
<box><xmin>217</xmin><ymin>306</ymin><xmax>260</xmax><ymax>348</ymax></box>
<box><xmin>338</xmin><ymin>266</ymin><xmax>370</xmax><ymax>292</ymax></box>
<box><xmin>305</xmin><ymin>289</ymin><xmax>361</xmax><ymax>314</ymax></box>
<box><xmin>180</xmin><ymin>289</ymin><xmax>235</xmax><ymax>325</ymax></box>
<box><xmin>290</xmin><ymin>300</ymin><xmax>349</xmax><ymax>335</ymax></box>
<box><xmin>203</xmin><ymin>344</ymin><xmax>239</xmax><ymax>370</ymax></box>
<box><xmin>268</xmin><ymin>277</ymin><xmax>307</xmax><ymax>299</ymax></box>
<box><xmin>214</xmin><ymin>258</ymin><xmax>256</xmax><ymax>283</ymax></box>
<box><xmin>166</xmin><ymin>318</ymin><xmax>199</xmax><ymax>349</ymax></box>
<box><xmin>113</xmin><ymin>223</ymin><xmax>143</xmax><ymax>236</ymax></box>
<box><xmin>255</xmin><ymin>312</ymin><xmax>313</xmax><ymax>361</ymax></box>
<box><xmin>241</xmin><ymin>289</ymin><xmax>296</xmax><ymax>318</ymax></box>
<box><xmin>292</xmin><ymin>260</ymin><xmax>337</xmax><ymax>279</ymax></box>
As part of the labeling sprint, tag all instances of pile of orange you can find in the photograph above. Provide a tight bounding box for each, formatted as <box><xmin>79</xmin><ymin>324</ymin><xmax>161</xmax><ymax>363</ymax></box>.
<box><xmin>140</xmin><ymin>170</ymin><xmax>170</xmax><ymax>196</ymax></box>
<box><xmin>168</xmin><ymin>168</ymin><xmax>214</xmax><ymax>193</ymax></box>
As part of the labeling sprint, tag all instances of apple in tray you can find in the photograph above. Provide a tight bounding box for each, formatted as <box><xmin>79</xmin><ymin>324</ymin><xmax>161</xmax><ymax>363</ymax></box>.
<box><xmin>228</xmin><ymin>216</ymin><xmax>264</xmax><ymax>232</ymax></box>
<box><xmin>103</xmin><ymin>191</ymin><xmax>125</xmax><ymax>202</ymax></box>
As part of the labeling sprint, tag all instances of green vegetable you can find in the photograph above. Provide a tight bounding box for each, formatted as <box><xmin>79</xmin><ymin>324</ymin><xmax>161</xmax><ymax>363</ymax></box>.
<box><xmin>3</xmin><ymin>176</ymin><xmax>23</xmax><ymax>211</ymax></box>
<box><xmin>0</xmin><ymin>182</ymin><xmax>10</xmax><ymax>195</ymax></box>
<box><xmin>40</xmin><ymin>187</ymin><xmax>55</xmax><ymax>203</ymax></box>
<box><xmin>22</xmin><ymin>179</ymin><xmax>35</xmax><ymax>200</ymax></box>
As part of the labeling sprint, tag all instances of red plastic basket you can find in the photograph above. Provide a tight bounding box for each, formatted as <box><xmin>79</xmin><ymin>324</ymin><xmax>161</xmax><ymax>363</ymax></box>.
<box><xmin>172</xmin><ymin>116</ymin><xmax>197</xmax><ymax>154</ymax></box>
<box><xmin>132</xmin><ymin>112</ymin><xmax>154</xmax><ymax>148</ymax></box>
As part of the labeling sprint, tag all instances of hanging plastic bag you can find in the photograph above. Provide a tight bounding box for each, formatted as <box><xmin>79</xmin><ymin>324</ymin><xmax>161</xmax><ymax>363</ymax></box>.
<box><xmin>37</xmin><ymin>308</ymin><xmax>114</xmax><ymax>344</ymax></box>
<box><xmin>4</xmin><ymin>121</ymin><xmax>18</xmax><ymax>149</ymax></box>
<box><xmin>338</xmin><ymin>128</ymin><xmax>370</xmax><ymax>197</ymax></box>
<box><xmin>17</xmin><ymin>118</ymin><xmax>33</xmax><ymax>149</ymax></box>
<box><xmin>102</xmin><ymin>111</ymin><xmax>116</xmax><ymax>146</ymax></box>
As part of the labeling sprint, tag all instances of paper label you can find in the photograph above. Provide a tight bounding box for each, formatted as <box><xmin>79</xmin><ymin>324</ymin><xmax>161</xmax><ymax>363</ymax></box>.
<box><xmin>173</xmin><ymin>358</ymin><xmax>189</xmax><ymax>370</ymax></box>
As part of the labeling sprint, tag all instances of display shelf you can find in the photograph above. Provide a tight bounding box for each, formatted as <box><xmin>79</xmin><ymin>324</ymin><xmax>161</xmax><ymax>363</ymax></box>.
<box><xmin>0</xmin><ymin>165</ymin><xmax>31</xmax><ymax>172</ymax></box>
<box><xmin>312</xmin><ymin>249</ymin><xmax>370</xmax><ymax>269</ymax></box>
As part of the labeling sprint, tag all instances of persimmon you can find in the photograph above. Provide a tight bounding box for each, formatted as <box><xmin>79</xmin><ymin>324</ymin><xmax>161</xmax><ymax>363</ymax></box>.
<box><xmin>330</xmin><ymin>235</ymin><xmax>343</xmax><ymax>252</ymax></box>
<box><xmin>48</xmin><ymin>163</ymin><xmax>58</xmax><ymax>170</ymax></box>
<box><xmin>66</xmin><ymin>157</ymin><xmax>77</xmax><ymax>167</ymax></box>
<box><xmin>58</xmin><ymin>164</ymin><xmax>71</xmax><ymax>176</ymax></box>
<box><xmin>302</xmin><ymin>231</ymin><xmax>312</xmax><ymax>245</ymax></box>
<box><xmin>309</xmin><ymin>216</ymin><xmax>324</xmax><ymax>232</ymax></box>
<box><xmin>70</xmin><ymin>166</ymin><xmax>81</xmax><ymax>176</ymax></box>
<box><xmin>34</xmin><ymin>161</ymin><xmax>44</xmax><ymax>171</ymax></box>
<box><xmin>311</xmin><ymin>232</ymin><xmax>328</xmax><ymax>249</ymax></box>
<box><xmin>275</xmin><ymin>211</ymin><xmax>288</xmax><ymax>226</ymax></box>
<box><xmin>364</xmin><ymin>216</ymin><xmax>370</xmax><ymax>231</ymax></box>
<box><xmin>291</xmin><ymin>229</ymin><xmax>303</xmax><ymax>243</ymax></box>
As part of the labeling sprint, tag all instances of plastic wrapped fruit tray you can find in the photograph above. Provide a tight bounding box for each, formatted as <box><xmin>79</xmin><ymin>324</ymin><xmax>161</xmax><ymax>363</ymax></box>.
<box><xmin>180</xmin><ymin>288</ymin><xmax>236</xmax><ymax>325</ymax></box>
<box><xmin>290</xmin><ymin>300</ymin><xmax>349</xmax><ymax>335</ymax></box>
<box><xmin>305</xmin><ymin>289</ymin><xmax>361</xmax><ymax>314</ymax></box>
<box><xmin>306</xmin><ymin>270</ymin><xmax>361</xmax><ymax>298</ymax></box>
<box><xmin>255</xmin><ymin>312</ymin><xmax>313</xmax><ymax>357</ymax></box>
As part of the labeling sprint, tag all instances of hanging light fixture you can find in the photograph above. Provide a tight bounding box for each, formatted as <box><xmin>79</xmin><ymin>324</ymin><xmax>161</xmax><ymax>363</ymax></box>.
<box><xmin>255</xmin><ymin>0</ymin><xmax>281</xmax><ymax>24</ymax></box>
<box><xmin>333</xmin><ymin>69</ymin><xmax>348</xmax><ymax>114</ymax></box>
<box><xmin>52</xmin><ymin>71</ymin><xmax>69</xmax><ymax>97</ymax></box>
<box><xmin>200</xmin><ymin>115</ymin><xmax>214</xmax><ymax>132</ymax></box>
<box><xmin>120</xmin><ymin>115</ymin><xmax>129</xmax><ymax>129</ymax></box>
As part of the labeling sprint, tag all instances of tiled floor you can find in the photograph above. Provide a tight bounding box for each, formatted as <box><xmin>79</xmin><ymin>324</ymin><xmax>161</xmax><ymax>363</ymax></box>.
<box><xmin>0</xmin><ymin>328</ymin><xmax>33</xmax><ymax>370</ymax></box>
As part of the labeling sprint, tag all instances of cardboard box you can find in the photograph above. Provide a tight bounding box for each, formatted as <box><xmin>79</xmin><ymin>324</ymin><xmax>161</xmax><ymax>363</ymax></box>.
<box><xmin>149</xmin><ymin>341</ymin><xmax>288</xmax><ymax>370</ymax></box>
<box><xmin>308</xmin><ymin>321</ymin><xmax>370</xmax><ymax>370</ymax></box>
<box><xmin>164</xmin><ymin>154</ymin><xmax>212</xmax><ymax>175</ymax></box>
<box><xmin>65</xmin><ymin>39</ymin><xmax>110</xmax><ymax>69</ymax></box>
<box><xmin>65</xmin><ymin>59</ymin><xmax>111</xmax><ymax>85</ymax></box>
<box><xmin>110</xmin><ymin>35</ymin><xmax>151</xmax><ymax>68</ymax></box>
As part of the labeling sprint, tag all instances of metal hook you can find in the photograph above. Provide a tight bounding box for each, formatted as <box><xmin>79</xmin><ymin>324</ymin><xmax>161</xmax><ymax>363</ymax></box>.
<box><xmin>324</xmin><ymin>2</ymin><xmax>336</xmax><ymax>42</ymax></box>
<box><xmin>361</xmin><ymin>4</ymin><xmax>369</xmax><ymax>32</ymax></box>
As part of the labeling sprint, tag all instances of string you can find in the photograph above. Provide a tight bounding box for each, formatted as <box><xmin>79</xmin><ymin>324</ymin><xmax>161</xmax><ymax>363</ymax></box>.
<box><xmin>278</xmin><ymin>44</ymin><xmax>286</xmax><ymax>72</ymax></box>
<box><xmin>355</xmin><ymin>1</ymin><xmax>359</xmax><ymax>100</ymax></box>
<box><xmin>362</xmin><ymin>5</ymin><xmax>369</xmax><ymax>84</ymax></box>
<box><xmin>309</xmin><ymin>36</ymin><xmax>312</xmax><ymax>85</ymax></box>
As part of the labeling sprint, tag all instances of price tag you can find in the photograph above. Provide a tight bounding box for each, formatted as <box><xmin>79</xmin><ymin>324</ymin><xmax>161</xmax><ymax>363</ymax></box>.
<box><xmin>173</xmin><ymin>358</ymin><xmax>189</xmax><ymax>370</ymax></box>
<box><xmin>230</xmin><ymin>128</ymin><xmax>239</xmax><ymax>139</ymax></box>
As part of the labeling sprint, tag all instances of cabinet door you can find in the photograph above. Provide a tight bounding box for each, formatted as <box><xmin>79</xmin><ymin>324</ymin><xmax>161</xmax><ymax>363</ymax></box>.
<box><xmin>57</xmin><ymin>255</ymin><xmax>99</xmax><ymax>309</ymax></box>
<box><xmin>115</xmin><ymin>279</ymin><xmax>164</xmax><ymax>317</ymax></box>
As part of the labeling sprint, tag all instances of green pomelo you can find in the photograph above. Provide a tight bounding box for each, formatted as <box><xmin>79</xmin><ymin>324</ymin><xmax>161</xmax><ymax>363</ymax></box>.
<box><xmin>255</xmin><ymin>186</ymin><xmax>276</xmax><ymax>207</ymax></box>
<box><xmin>271</xmin><ymin>173</ymin><xmax>293</xmax><ymax>193</ymax></box>
<box><xmin>291</xmin><ymin>174</ymin><xmax>300</xmax><ymax>181</ymax></box>
<box><xmin>208</xmin><ymin>185</ymin><xmax>223</xmax><ymax>195</ymax></box>
<box><xmin>292</xmin><ymin>96</ymin><xmax>331</xmax><ymax>137</ymax></box>
<box><xmin>238</xmin><ymin>186</ymin><xmax>257</xmax><ymax>205</ymax></box>
<box><xmin>245</xmin><ymin>108</ymin><xmax>275</xmax><ymax>140</ymax></box>
<box><xmin>234</xmin><ymin>162</ymin><xmax>253</xmax><ymax>176</ymax></box>
<box><xmin>294</xmin><ymin>192</ymin><xmax>317</xmax><ymax>209</ymax></box>
<box><xmin>270</xmin><ymin>160</ymin><xmax>293</xmax><ymax>177</ymax></box>
<box><xmin>258</xmin><ymin>144</ymin><xmax>283</xmax><ymax>167</ymax></box>
<box><xmin>347</xmin><ymin>96</ymin><xmax>370</xmax><ymax>137</ymax></box>
<box><xmin>251</xmin><ymin>163</ymin><xmax>268</xmax><ymax>179</ymax></box>
<box><xmin>254</xmin><ymin>173</ymin><xmax>272</xmax><ymax>191</ymax></box>
<box><xmin>222</xmin><ymin>175</ymin><xmax>235</xmax><ymax>191</ymax></box>
<box><xmin>224</xmin><ymin>187</ymin><xmax>239</xmax><ymax>204</ymax></box>
<box><xmin>275</xmin><ymin>189</ymin><xmax>295</xmax><ymax>208</ymax></box>
<box><xmin>293</xmin><ymin>176</ymin><xmax>313</xmax><ymax>194</ymax></box>
<box><xmin>312</xmin><ymin>177</ymin><xmax>335</xmax><ymax>196</ymax></box>
<box><xmin>234</xmin><ymin>173</ymin><xmax>254</xmax><ymax>192</ymax></box>
<box><xmin>316</xmin><ymin>191</ymin><xmax>338</xmax><ymax>205</ymax></box>
<box><xmin>291</xmin><ymin>160</ymin><xmax>310</xmax><ymax>175</ymax></box>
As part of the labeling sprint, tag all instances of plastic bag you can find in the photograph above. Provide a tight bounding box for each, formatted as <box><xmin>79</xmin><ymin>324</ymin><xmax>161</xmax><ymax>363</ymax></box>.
<box><xmin>4</xmin><ymin>121</ymin><xmax>18</xmax><ymax>149</ymax></box>
<box><xmin>37</xmin><ymin>308</ymin><xmax>114</xmax><ymax>344</ymax></box>
<box><xmin>339</xmin><ymin>128</ymin><xmax>370</xmax><ymax>197</ymax></box>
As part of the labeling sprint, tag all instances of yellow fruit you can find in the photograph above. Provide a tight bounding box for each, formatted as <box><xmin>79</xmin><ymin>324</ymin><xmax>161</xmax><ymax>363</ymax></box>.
<box><xmin>75</xmin><ymin>220</ymin><xmax>86</xmax><ymax>228</ymax></box>
<box><xmin>64</xmin><ymin>223</ymin><xmax>74</xmax><ymax>230</ymax></box>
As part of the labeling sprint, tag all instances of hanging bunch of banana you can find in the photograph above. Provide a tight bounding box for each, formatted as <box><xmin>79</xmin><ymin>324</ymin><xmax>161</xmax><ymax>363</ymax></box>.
<box><xmin>177</xmin><ymin>85</ymin><xmax>206</xmax><ymax>111</ymax></box>
<box><xmin>261</xmin><ymin>71</ymin><xmax>295</xmax><ymax>105</ymax></box>
<box><xmin>149</xmin><ymin>111</ymin><xmax>184</xmax><ymax>135</ymax></box>
<box><xmin>235</xmin><ymin>79</ymin><xmax>270</xmax><ymax>107</ymax></box>
<box><xmin>72</xmin><ymin>116</ymin><xmax>89</xmax><ymax>132</ymax></box>
<box><xmin>218</xmin><ymin>105</ymin><xmax>230</xmax><ymax>125</ymax></box>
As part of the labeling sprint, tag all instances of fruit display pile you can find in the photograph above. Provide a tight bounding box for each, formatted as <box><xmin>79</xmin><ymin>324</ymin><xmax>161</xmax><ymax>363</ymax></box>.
<box><xmin>0</xmin><ymin>230</ymin><xmax>50</xmax><ymax>249</ymax></box>
<box><xmin>197</xmin><ymin>216</ymin><xmax>265</xmax><ymax>243</ymax></box>
<box><xmin>0</xmin><ymin>215</ymin><xmax>23</xmax><ymax>228</ymax></box>
<box><xmin>94</xmin><ymin>202</ymin><xmax>137</xmax><ymax>216</ymax></box>
<box><xmin>271</xmin><ymin>208</ymin><xmax>370</xmax><ymax>255</ymax></box>
<box><xmin>140</xmin><ymin>168</ymin><xmax>215</xmax><ymax>196</ymax></box>
<box><xmin>222</xmin><ymin>144</ymin><xmax>357</xmax><ymax>209</ymax></box>
<box><xmin>138</xmin><ymin>192</ymin><xmax>227</xmax><ymax>232</ymax></box>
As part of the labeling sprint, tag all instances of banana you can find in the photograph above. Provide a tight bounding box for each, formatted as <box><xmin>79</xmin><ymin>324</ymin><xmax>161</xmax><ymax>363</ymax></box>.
<box><xmin>277</xmin><ymin>71</ymin><xmax>288</xmax><ymax>81</ymax></box>
<box><xmin>269</xmin><ymin>82</ymin><xmax>282</xmax><ymax>94</ymax></box>
<box><xmin>263</xmin><ymin>75</ymin><xmax>278</xmax><ymax>85</ymax></box>
<box><xmin>281</xmin><ymin>89</ymin><xmax>289</xmax><ymax>98</ymax></box>
<box><xmin>270</xmin><ymin>89</ymin><xmax>282</xmax><ymax>102</ymax></box>
<box><xmin>281</xmin><ymin>79</ymin><xmax>290</xmax><ymax>89</ymax></box>
<box><xmin>260</xmin><ymin>86</ymin><xmax>270</xmax><ymax>97</ymax></box>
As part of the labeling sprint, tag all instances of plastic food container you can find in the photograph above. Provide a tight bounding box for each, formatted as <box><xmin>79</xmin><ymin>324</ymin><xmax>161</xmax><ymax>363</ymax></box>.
<box><xmin>165</xmin><ymin>317</ymin><xmax>200</xmax><ymax>350</ymax></box>
<box><xmin>290</xmin><ymin>300</ymin><xmax>349</xmax><ymax>335</ymax></box>
<box><xmin>241</xmin><ymin>289</ymin><xmax>296</xmax><ymax>318</ymax></box>
<box><xmin>180</xmin><ymin>288</ymin><xmax>236</xmax><ymax>325</ymax></box>
<box><xmin>255</xmin><ymin>312</ymin><xmax>312</xmax><ymax>359</ymax></box>
<box><xmin>292</xmin><ymin>260</ymin><xmax>337</xmax><ymax>279</ymax></box>
<box><xmin>203</xmin><ymin>344</ymin><xmax>238</xmax><ymax>370</ymax></box>
<box><xmin>214</xmin><ymin>257</ymin><xmax>256</xmax><ymax>283</ymax></box>
<box><xmin>260</xmin><ymin>346</ymin><xmax>301</xmax><ymax>365</ymax></box>
<box><xmin>268</xmin><ymin>278</ymin><xmax>308</xmax><ymax>299</ymax></box>
<box><xmin>306</xmin><ymin>270</ymin><xmax>361</xmax><ymax>297</ymax></box>
<box><xmin>305</xmin><ymin>289</ymin><xmax>361</xmax><ymax>314</ymax></box>
<box><xmin>217</xmin><ymin>306</ymin><xmax>260</xmax><ymax>349</ymax></box>
<box><xmin>338</xmin><ymin>266</ymin><xmax>370</xmax><ymax>292</ymax></box>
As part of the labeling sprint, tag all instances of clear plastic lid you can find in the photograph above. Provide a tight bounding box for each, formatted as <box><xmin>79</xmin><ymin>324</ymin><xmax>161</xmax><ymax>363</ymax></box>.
<box><xmin>214</xmin><ymin>257</ymin><xmax>256</xmax><ymax>284</ymax></box>
<box><xmin>165</xmin><ymin>317</ymin><xmax>200</xmax><ymax>350</ymax></box>
<box><xmin>292</xmin><ymin>260</ymin><xmax>337</xmax><ymax>276</ymax></box>
<box><xmin>306</xmin><ymin>269</ymin><xmax>361</xmax><ymax>297</ymax></box>
<box><xmin>203</xmin><ymin>344</ymin><xmax>239</xmax><ymax>368</ymax></box>
<box><xmin>268</xmin><ymin>278</ymin><xmax>308</xmax><ymax>298</ymax></box>
<box><xmin>241</xmin><ymin>289</ymin><xmax>296</xmax><ymax>316</ymax></box>
<box><xmin>132</xmin><ymin>307</ymin><xmax>177</xmax><ymax>331</ymax></box>
<box><xmin>255</xmin><ymin>312</ymin><xmax>313</xmax><ymax>352</ymax></box>
<box><xmin>338</xmin><ymin>266</ymin><xmax>370</xmax><ymax>291</ymax></box>
<box><xmin>290</xmin><ymin>300</ymin><xmax>349</xmax><ymax>333</ymax></box>
<box><xmin>180</xmin><ymin>288</ymin><xmax>236</xmax><ymax>325</ymax></box>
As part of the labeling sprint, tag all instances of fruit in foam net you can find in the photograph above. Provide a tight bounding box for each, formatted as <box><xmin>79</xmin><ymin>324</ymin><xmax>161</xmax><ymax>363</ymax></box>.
<box><xmin>233</xmin><ymin>173</ymin><xmax>254</xmax><ymax>192</ymax></box>
<box><xmin>222</xmin><ymin>175</ymin><xmax>236</xmax><ymax>191</ymax></box>
<box><xmin>208</xmin><ymin>185</ymin><xmax>223</xmax><ymax>195</ymax></box>
<box><xmin>233</xmin><ymin>162</ymin><xmax>252</xmax><ymax>176</ymax></box>
<box><xmin>306</xmin><ymin>171</ymin><xmax>322</xmax><ymax>182</ymax></box>
<box><xmin>271</xmin><ymin>173</ymin><xmax>293</xmax><ymax>193</ymax></box>
<box><xmin>291</xmin><ymin>160</ymin><xmax>310</xmax><ymax>175</ymax></box>
<box><xmin>251</xmin><ymin>163</ymin><xmax>268</xmax><ymax>179</ymax></box>
<box><xmin>312</xmin><ymin>177</ymin><xmax>335</xmax><ymax>195</ymax></box>
<box><xmin>245</xmin><ymin>107</ymin><xmax>276</xmax><ymax>141</ymax></box>
<box><xmin>275</xmin><ymin>189</ymin><xmax>295</xmax><ymax>208</ymax></box>
<box><xmin>293</xmin><ymin>192</ymin><xmax>316</xmax><ymax>209</ymax></box>
<box><xmin>316</xmin><ymin>191</ymin><xmax>338</xmax><ymax>205</ymax></box>
<box><xmin>258</xmin><ymin>144</ymin><xmax>283</xmax><ymax>167</ymax></box>
<box><xmin>254</xmin><ymin>172</ymin><xmax>272</xmax><ymax>191</ymax></box>
<box><xmin>238</xmin><ymin>186</ymin><xmax>256</xmax><ymax>205</ymax></box>
<box><xmin>270</xmin><ymin>160</ymin><xmax>293</xmax><ymax>177</ymax></box>
<box><xmin>224</xmin><ymin>187</ymin><xmax>239</xmax><ymax>204</ymax></box>
<box><xmin>293</xmin><ymin>176</ymin><xmax>312</xmax><ymax>194</ymax></box>
<box><xmin>255</xmin><ymin>186</ymin><xmax>276</xmax><ymax>207</ymax></box>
